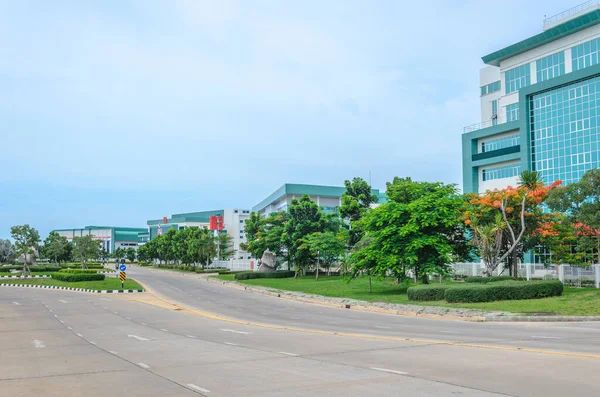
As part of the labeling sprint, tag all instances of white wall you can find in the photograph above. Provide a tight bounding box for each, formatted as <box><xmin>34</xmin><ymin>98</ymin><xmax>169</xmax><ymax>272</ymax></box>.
<box><xmin>479</xmin><ymin>66</ymin><xmax>502</xmax><ymax>123</ymax></box>
<box><xmin>478</xmin><ymin>160</ymin><xmax>521</xmax><ymax>193</ymax></box>
<box><xmin>223</xmin><ymin>209</ymin><xmax>251</xmax><ymax>259</ymax></box>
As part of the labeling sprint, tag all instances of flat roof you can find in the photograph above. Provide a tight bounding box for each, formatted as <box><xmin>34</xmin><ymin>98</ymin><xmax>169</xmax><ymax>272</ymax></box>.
<box><xmin>147</xmin><ymin>210</ymin><xmax>224</xmax><ymax>226</ymax></box>
<box><xmin>482</xmin><ymin>9</ymin><xmax>600</xmax><ymax>66</ymax></box>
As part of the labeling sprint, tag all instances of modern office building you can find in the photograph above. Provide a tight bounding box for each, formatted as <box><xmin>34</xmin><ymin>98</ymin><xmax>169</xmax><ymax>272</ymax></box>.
<box><xmin>53</xmin><ymin>226</ymin><xmax>147</xmax><ymax>253</ymax></box>
<box><xmin>252</xmin><ymin>183</ymin><xmax>384</xmax><ymax>217</ymax></box>
<box><xmin>146</xmin><ymin>209</ymin><xmax>251</xmax><ymax>259</ymax></box>
<box><xmin>462</xmin><ymin>2</ymin><xmax>600</xmax><ymax>194</ymax></box>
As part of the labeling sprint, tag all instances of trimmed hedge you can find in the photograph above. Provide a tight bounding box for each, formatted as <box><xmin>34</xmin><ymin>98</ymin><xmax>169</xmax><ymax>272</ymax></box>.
<box><xmin>235</xmin><ymin>271</ymin><xmax>295</xmax><ymax>280</ymax></box>
<box><xmin>29</xmin><ymin>266</ymin><xmax>62</xmax><ymax>272</ymax></box>
<box><xmin>51</xmin><ymin>272</ymin><xmax>106</xmax><ymax>282</ymax></box>
<box><xmin>218</xmin><ymin>270</ymin><xmax>246</xmax><ymax>275</ymax></box>
<box><xmin>59</xmin><ymin>269</ymin><xmax>99</xmax><ymax>274</ymax></box>
<box><xmin>444</xmin><ymin>280</ymin><xmax>563</xmax><ymax>303</ymax></box>
<box><xmin>465</xmin><ymin>276</ymin><xmax>515</xmax><ymax>284</ymax></box>
<box><xmin>407</xmin><ymin>284</ymin><xmax>453</xmax><ymax>301</ymax></box>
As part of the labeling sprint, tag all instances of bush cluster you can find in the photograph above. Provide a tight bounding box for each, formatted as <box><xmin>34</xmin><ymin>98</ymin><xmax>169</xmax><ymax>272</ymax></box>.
<box><xmin>444</xmin><ymin>280</ymin><xmax>563</xmax><ymax>303</ymax></box>
<box><xmin>406</xmin><ymin>284</ymin><xmax>453</xmax><ymax>301</ymax></box>
<box><xmin>29</xmin><ymin>266</ymin><xmax>62</xmax><ymax>272</ymax></box>
<box><xmin>235</xmin><ymin>271</ymin><xmax>295</xmax><ymax>280</ymax></box>
<box><xmin>51</xmin><ymin>272</ymin><xmax>106</xmax><ymax>282</ymax></box>
<box><xmin>59</xmin><ymin>269</ymin><xmax>99</xmax><ymax>274</ymax></box>
<box><xmin>464</xmin><ymin>276</ymin><xmax>515</xmax><ymax>284</ymax></box>
<box><xmin>63</xmin><ymin>263</ymin><xmax>104</xmax><ymax>269</ymax></box>
<box><xmin>218</xmin><ymin>270</ymin><xmax>246</xmax><ymax>275</ymax></box>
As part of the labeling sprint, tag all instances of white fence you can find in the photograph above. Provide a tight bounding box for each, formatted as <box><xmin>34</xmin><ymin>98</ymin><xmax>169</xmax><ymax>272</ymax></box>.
<box><xmin>210</xmin><ymin>259</ymin><xmax>256</xmax><ymax>271</ymax></box>
<box><xmin>451</xmin><ymin>262</ymin><xmax>600</xmax><ymax>288</ymax></box>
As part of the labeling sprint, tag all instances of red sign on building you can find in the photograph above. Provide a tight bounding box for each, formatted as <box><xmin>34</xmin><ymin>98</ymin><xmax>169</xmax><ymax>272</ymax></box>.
<box><xmin>209</xmin><ymin>215</ymin><xmax>224</xmax><ymax>231</ymax></box>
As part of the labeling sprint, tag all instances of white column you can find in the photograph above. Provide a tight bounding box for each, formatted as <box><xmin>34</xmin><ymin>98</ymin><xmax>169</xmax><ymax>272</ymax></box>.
<box><xmin>595</xmin><ymin>264</ymin><xmax>600</xmax><ymax>289</ymax></box>
<box><xmin>558</xmin><ymin>265</ymin><xmax>566</xmax><ymax>283</ymax></box>
<box><xmin>526</xmin><ymin>264</ymin><xmax>531</xmax><ymax>281</ymax></box>
<box><xmin>472</xmin><ymin>263</ymin><xmax>478</xmax><ymax>277</ymax></box>
<box><xmin>565</xmin><ymin>48</ymin><xmax>573</xmax><ymax>74</ymax></box>
<box><xmin>530</xmin><ymin>61</ymin><xmax>537</xmax><ymax>85</ymax></box>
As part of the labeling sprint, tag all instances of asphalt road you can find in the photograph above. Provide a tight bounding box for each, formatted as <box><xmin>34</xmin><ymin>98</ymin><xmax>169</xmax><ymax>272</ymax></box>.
<box><xmin>1</xmin><ymin>266</ymin><xmax>600</xmax><ymax>397</ymax></box>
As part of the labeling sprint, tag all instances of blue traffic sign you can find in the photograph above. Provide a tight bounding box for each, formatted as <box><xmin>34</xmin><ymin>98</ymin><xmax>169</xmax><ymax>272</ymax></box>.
<box><xmin>119</xmin><ymin>264</ymin><xmax>127</xmax><ymax>272</ymax></box>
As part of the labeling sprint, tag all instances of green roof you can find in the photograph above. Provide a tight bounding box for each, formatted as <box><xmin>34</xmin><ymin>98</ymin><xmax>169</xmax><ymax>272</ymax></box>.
<box><xmin>252</xmin><ymin>183</ymin><xmax>381</xmax><ymax>212</ymax></box>
<box><xmin>482</xmin><ymin>10</ymin><xmax>600</xmax><ymax>66</ymax></box>
<box><xmin>114</xmin><ymin>230</ymin><xmax>143</xmax><ymax>242</ymax></box>
<box><xmin>53</xmin><ymin>226</ymin><xmax>145</xmax><ymax>233</ymax></box>
<box><xmin>147</xmin><ymin>210</ymin><xmax>224</xmax><ymax>225</ymax></box>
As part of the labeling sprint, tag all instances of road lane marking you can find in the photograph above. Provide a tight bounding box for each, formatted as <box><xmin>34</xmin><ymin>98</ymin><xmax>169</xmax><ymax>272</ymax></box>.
<box><xmin>76</xmin><ymin>333</ymin><xmax>83</xmax><ymax>337</ymax></box>
<box><xmin>440</xmin><ymin>331</ymin><xmax>461</xmax><ymax>334</ymax></box>
<box><xmin>113</xmin><ymin>312</ymin><xmax>118</xmax><ymax>315</ymax></box>
<box><xmin>100</xmin><ymin>298</ymin><xmax>110</xmax><ymax>301</ymax></box>
<box><xmin>59</xmin><ymin>320</ymin><xmax>64</xmax><ymax>323</ymax></box>
<box><xmin>278</xmin><ymin>352</ymin><xmax>298</xmax><ymax>356</ymax></box>
<box><xmin>54</xmin><ymin>315</ymin><xmax>58</xmax><ymax>318</ymax></box>
<box><xmin>137</xmin><ymin>362</ymin><xmax>150</xmax><ymax>369</ymax></box>
<box><xmin>187</xmin><ymin>384</ymin><xmax>210</xmax><ymax>393</ymax></box>
<box><xmin>371</xmin><ymin>367</ymin><xmax>408</xmax><ymax>375</ymax></box>
<box><xmin>89</xmin><ymin>341</ymin><xmax>97</xmax><ymax>345</ymax></box>
<box><xmin>160</xmin><ymin>329</ymin><xmax>169</xmax><ymax>332</ymax></box>
<box><xmin>224</xmin><ymin>342</ymin><xmax>238</xmax><ymax>346</ymax></box>
<box><xmin>531</xmin><ymin>336</ymin><xmax>561</xmax><ymax>339</ymax></box>
<box><xmin>128</xmin><ymin>334</ymin><xmax>149</xmax><ymax>341</ymax></box>
<box><xmin>59</xmin><ymin>300</ymin><xmax>68</xmax><ymax>303</ymax></box>
<box><xmin>220</xmin><ymin>328</ymin><xmax>250</xmax><ymax>335</ymax></box>
<box><xmin>109</xmin><ymin>351</ymin><xmax>119</xmax><ymax>355</ymax></box>
<box><xmin>125</xmin><ymin>317</ymin><xmax>132</xmax><ymax>320</ymax></box>
<box><xmin>186</xmin><ymin>335</ymin><xmax>197</xmax><ymax>339</ymax></box>
<box><xmin>12</xmin><ymin>302</ymin><xmax>20</xmax><ymax>305</ymax></box>
<box><xmin>32</xmin><ymin>340</ymin><xmax>46</xmax><ymax>348</ymax></box>
<box><xmin>49</xmin><ymin>310</ymin><xmax>53</xmax><ymax>313</ymax></box>
<box><xmin>374</xmin><ymin>326</ymin><xmax>392</xmax><ymax>329</ymax></box>
<box><xmin>136</xmin><ymin>281</ymin><xmax>600</xmax><ymax>360</ymax></box>
<box><xmin>67</xmin><ymin>327</ymin><xmax>72</xmax><ymax>330</ymax></box>
<box><xmin>141</xmin><ymin>323</ymin><xmax>147</xmax><ymax>326</ymax></box>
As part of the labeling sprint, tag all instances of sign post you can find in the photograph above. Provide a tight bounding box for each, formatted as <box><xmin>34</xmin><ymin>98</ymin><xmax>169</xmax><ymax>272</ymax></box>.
<box><xmin>119</xmin><ymin>264</ymin><xmax>127</xmax><ymax>289</ymax></box>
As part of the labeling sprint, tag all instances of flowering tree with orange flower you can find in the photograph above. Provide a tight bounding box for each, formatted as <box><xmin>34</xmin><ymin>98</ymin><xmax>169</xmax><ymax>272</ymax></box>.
<box><xmin>463</xmin><ymin>171</ymin><xmax>561</xmax><ymax>276</ymax></box>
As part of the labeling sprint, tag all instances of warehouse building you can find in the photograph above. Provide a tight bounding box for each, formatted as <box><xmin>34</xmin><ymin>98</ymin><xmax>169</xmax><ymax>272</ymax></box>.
<box><xmin>53</xmin><ymin>226</ymin><xmax>147</xmax><ymax>253</ymax></box>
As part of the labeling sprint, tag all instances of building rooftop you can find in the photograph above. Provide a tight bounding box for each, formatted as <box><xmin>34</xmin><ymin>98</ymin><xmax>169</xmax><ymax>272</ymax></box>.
<box><xmin>482</xmin><ymin>6</ymin><xmax>600</xmax><ymax>66</ymax></box>
<box><xmin>147</xmin><ymin>210</ymin><xmax>225</xmax><ymax>225</ymax></box>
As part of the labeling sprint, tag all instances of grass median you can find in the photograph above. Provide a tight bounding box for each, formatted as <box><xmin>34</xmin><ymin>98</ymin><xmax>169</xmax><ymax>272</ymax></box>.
<box><xmin>0</xmin><ymin>277</ymin><xmax>143</xmax><ymax>291</ymax></box>
<box><xmin>215</xmin><ymin>274</ymin><xmax>600</xmax><ymax>316</ymax></box>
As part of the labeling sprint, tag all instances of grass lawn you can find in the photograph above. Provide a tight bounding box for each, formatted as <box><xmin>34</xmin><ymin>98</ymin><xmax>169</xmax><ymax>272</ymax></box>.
<box><xmin>0</xmin><ymin>277</ymin><xmax>143</xmax><ymax>291</ymax></box>
<box><xmin>216</xmin><ymin>275</ymin><xmax>600</xmax><ymax>316</ymax></box>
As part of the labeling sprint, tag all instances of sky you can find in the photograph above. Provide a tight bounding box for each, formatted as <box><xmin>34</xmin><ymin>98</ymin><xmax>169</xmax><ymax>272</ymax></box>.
<box><xmin>0</xmin><ymin>0</ymin><xmax>571</xmax><ymax>239</ymax></box>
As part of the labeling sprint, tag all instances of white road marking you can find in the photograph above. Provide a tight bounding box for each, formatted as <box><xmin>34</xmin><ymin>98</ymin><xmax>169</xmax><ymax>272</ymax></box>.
<box><xmin>12</xmin><ymin>302</ymin><xmax>20</xmax><ymax>305</ymax></box>
<box><xmin>187</xmin><ymin>384</ymin><xmax>211</xmax><ymax>393</ymax></box>
<box><xmin>440</xmin><ymin>331</ymin><xmax>461</xmax><ymax>334</ymax></box>
<box><xmin>89</xmin><ymin>341</ymin><xmax>97</xmax><ymax>345</ymax></box>
<box><xmin>261</xmin><ymin>312</ymin><xmax>269</xmax><ymax>315</ymax></box>
<box><xmin>59</xmin><ymin>300</ymin><xmax>68</xmax><ymax>303</ymax></box>
<box><xmin>160</xmin><ymin>329</ymin><xmax>169</xmax><ymax>332</ymax></box>
<box><xmin>371</xmin><ymin>367</ymin><xmax>408</xmax><ymax>375</ymax></box>
<box><xmin>102</xmin><ymin>307</ymin><xmax>107</xmax><ymax>309</ymax></box>
<box><xmin>54</xmin><ymin>315</ymin><xmax>58</xmax><ymax>318</ymax></box>
<box><xmin>67</xmin><ymin>327</ymin><xmax>72</xmax><ymax>330</ymax></box>
<box><xmin>278</xmin><ymin>352</ymin><xmax>298</xmax><ymax>357</ymax></box>
<box><xmin>32</xmin><ymin>340</ymin><xmax>46</xmax><ymax>348</ymax></box>
<box><xmin>59</xmin><ymin>320</ymin><xmax>64</xmax><ymax>323</ymax></box>
<box><xmin>49</xmin><ymin>310</ymin><xmax>53</xmax><ymax>313</ymax></box>
<box><xmin>76</xmin><ymin>333</ymin><xmax>83</xmax><ymax>337</ymax></box>
<box><xmin>141</xmin><ymin>323</ymin><xmax>147</xmax><ymax>326</ymax></box>
<box><xmin>224</xmin><ymin>342</ymin><xmax>238</xmax><ymax>346</ymax></box>
<box><xmin>113</xmin><ymin>312</ymin><xmax>118</xmax><ymax>315</ymax></box>
<box><xmin>220</xmin><ymin>328</ymin><xmax>250</xmax><ymax>335</ymax></box>
<box><xmin>374</xmin><ymin>326</ymin><xmax>392</xmax><ymax>329</ymax></box>
<box><xmin>128</xmin><ymin>334</ymin><xmax>149</xmax><ymax>341</ymax></box>
<box><xmin>531</xmin><ymin>335</ymin><xmax>561</xmax><ymax>339</ymax></box>
<box><xmin>109</xmin><ymin>351</ymin><xmax>119</xmax><ymax>355</ymax></box>
<box><xmin>100</xmin><ymin>298</ymin><xmax>110</xmax><ymax>301</ymax></box>
<box><xmin>186</xmin><ymin>335</ymin><xmax>197</xmax><ymax>339</ymax></box>
<box><xmin>137</xmin><ymin>362</ymin><xmax>150</xmax><ymax>369</ymax></box>
<box><xmin>327</xmin><ymin>321</ymin><xmax>338</xmax><ymax>324</ymax></box>
<box><xmin>125</xmin><ymin>317</ymin><xmax>132</xmax><ymax>320</ymax></box>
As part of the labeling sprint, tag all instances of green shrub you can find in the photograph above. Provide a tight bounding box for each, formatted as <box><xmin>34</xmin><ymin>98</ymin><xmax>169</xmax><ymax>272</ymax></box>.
<box><xmin>29</xmin><ymin>266</ymin><xmax>62</xmax><ymax>272</ymax></box>
<box><xmin>65</xmin><ymin>263</ymin><xmax>104</xmax><ymax>269</ymax></box>
<box><xmin>235</xmin><ymin>271</ymin><xmax>295</xmax><ymax>280</ymax></box>
<box><xmin>407</xmin><ymin>284</ymin><xmax>453</xmax><ymax>301</ymax></box>
<box><xmin>59</xmin><ymin>269</ymin><xmax>99</xmax><ymax>274</ymax></box>
<box><xmin>444</xmin><ymin>280</ymin><xmax>563</xmax><ymax>303</ymax></box>
<box><xmin>51</xmin><ymin>272</ymin><xmax>106</xmax><ymax>282</ymax></box>
<box><xmin>465</xmin><ymin>276</ymin><xmax>515</xmax><ymax>284</ymax></box>
<box><xmin>0</xmin><ymin>267</ymin><xmax>11</xmax><ymax>273</ymax></box>
<box><xmin>195</xmin><ymin>268</ymin><xmax>205</xmax><ymax>273</ymax></box>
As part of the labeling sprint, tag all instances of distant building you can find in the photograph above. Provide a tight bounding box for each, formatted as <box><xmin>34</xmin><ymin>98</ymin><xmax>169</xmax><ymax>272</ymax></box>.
<box><xmin>53</xmin><ymin>226</ymin><xmax>146</xmax><ymax>253</ymax></box>
<box><xmin>252</xmin><ymin>183</ymin><xmax>385</xmax><ymax>217</ymax></box>
<box><xmin>463</xmin><ymin>3</ymin><xmax>600</xmax><ymax>194</ymax></box>
<box><xmin>146</xmin><ymin>209</ymin><xmax>251</xmax><ymax>259</ymax></box>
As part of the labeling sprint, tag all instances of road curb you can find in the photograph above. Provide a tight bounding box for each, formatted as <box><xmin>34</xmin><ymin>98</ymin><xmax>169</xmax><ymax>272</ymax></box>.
<box><xmin>0</xmin><ymin>275</ymin><xmax>50</xmax><ymax>279</ymax></box>
<box><xmin>0</xmin><ymin>283</ymin><xmax>144</xmax><ymax>294</ymax></box>
<box><xmin>206</xmin><ymin>278</ymin><xmax>600</xmax><ymax>323</ymax></box>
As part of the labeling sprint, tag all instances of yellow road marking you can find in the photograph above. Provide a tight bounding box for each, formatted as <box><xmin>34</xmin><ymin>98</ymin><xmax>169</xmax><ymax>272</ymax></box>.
<box><xmin>132</xmin><ymin>281</ymin><xmax>600</xmax><ymax>360</ymax></box>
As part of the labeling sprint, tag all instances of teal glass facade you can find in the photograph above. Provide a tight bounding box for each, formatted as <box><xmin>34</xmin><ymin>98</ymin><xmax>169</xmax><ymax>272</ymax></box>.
<box><xmin>572</xmin><ymin>38</ymin><xmax>600</xmax><ymax>72</ymax></box>
<box><xmin>506</xmin><ymin>103</ymin><xmax>519</xmax><ymax>122</ymax></box>
<box><xmin>481</xmin><ymin>163</ymin><xmax>521</xmax><ymax>181</ymax></box>
<box><xmin>536</xmin><ymin>52</ymin><xmax>565</xmax><ymax>82</ymax></box>
<box><xmin>505</xmin><ymin>64</ymin><xmax>530</xmax><ymax>94</ymax></box>
<box><xmin>480</xmin><ymin>80</ymin><xmax>501</xmax><ymax>96</ymax></box>
<box><xmin>481</xmin><ymin>134</ymin><xmax>519</xmax><ymax>153</ymax></box>
<box><xmin>530</xmin><ymin>76</ymin><xmax>600</xmax><ymax>185</ymax></box>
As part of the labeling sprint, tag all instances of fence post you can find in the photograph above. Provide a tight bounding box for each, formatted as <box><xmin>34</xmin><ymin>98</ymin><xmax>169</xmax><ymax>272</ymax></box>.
<box><xmin>595</xmin><ymin>264</ymin><xmax>600</xmax><ymax>289</ymax></box>
<box><xmin>526</xmin><ymin>264</ymin><xmax>531</xmax><ymax>281</ymax></box>
<box><xmin>558</xmin><ymin>265</ymin><xmax>565</xmax><ymax>283</ymax></box>
<box><xmin>472</xmin><ymin>263</ymin><xmax>477</xmax><ymax>277</ymax></box>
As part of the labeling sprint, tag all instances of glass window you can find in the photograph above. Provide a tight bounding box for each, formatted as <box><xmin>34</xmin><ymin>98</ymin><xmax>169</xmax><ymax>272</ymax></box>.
<box><xmin>480</xmin><ymin>81</ymin><xmax>500</xmax><ymax>96</ymax></box>
<box><xmin>536</xmin><ymin>52</ymin><xmax>565</xmax><ymax>82</ymax></box>
<box><xmin>481</xmin><ymin>163</ymin><xmax>521</xmax><ymax>181</ymax></box>
<box><xmin>572</xmin><ymin>38</ymin><xmax>600</xmax><ymax>72</ymax></box>
<box><xmin>505</xmin><ymin>64</ymin><xmax>531</xmax><ymax>94</ymax></box>
<box><xmin>506</xmin><ymin>103</ymin><xmax>519</xmax><ymax>122</ymax></box>
<box><xmin>480</xmin><ymin>134</ymin><xmax>520</xmax><ymax>153</ymax></box>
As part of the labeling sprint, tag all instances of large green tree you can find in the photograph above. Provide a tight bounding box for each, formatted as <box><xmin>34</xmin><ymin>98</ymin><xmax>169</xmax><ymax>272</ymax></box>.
<box><xmin>339</xmin><ymin>177</ymin><xmax>378</xmax><ymax>247</ymax></box>
<box><xmin>301</xmin><ymin>230</ymin><xmax>347</xmax><ymax>279</ymax></box>
<box><xmin>351</xmin><ymin>178</ymin><xmax>468</xmax><ymax>282</ymax></box>
<box><xmin>188</xmin><ymin>227</ymin><xmax>216</xmax><ymax>268</ymax></box>
<box><xmin>10</xmin><ymin>225</ymin><xmax>41</xmax><ymax>276</ymax></box>
<box><xmin>42</xmin><ymin>231</ymin><xmax>71</xmax><ymax>263</ymax></box>
<box><xmin>216</xmin><ymin>233</ymin><xmax>234</xmax><ymax>260</ymax></box>
<box><xmin>125</xmin><ymin>247</ymin><xmax>137</xmax><ymax>263</ymax></box>
<box><xmin>241</xmin><ymin>211</ymin><xmax>289</xmax><ymax>266</ymax></box>
<box><xmin>72</xmin><ymin>235</ymin><xmax>101</xmax><ymax>269</ymax></box>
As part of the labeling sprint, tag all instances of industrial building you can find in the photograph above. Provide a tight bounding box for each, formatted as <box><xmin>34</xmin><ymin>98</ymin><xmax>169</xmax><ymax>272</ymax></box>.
<box><xmin>252</xmin><ymin>183</ymin><xmax>384</xmax><ymax>217</ymax></box>
<box><xmin>53</xmin><ymin>226</ymin><xmax>147</xmax><ymax>253</ymax></box>
<box><xmin>462</xmin><ymin>2</ymin><xmax>600</xmax><ymax>194</ymax></box>
<box><xmin>146</xmin><ymin>209</ymin><xmax>251</xmax><ymax>259</ymax></box>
